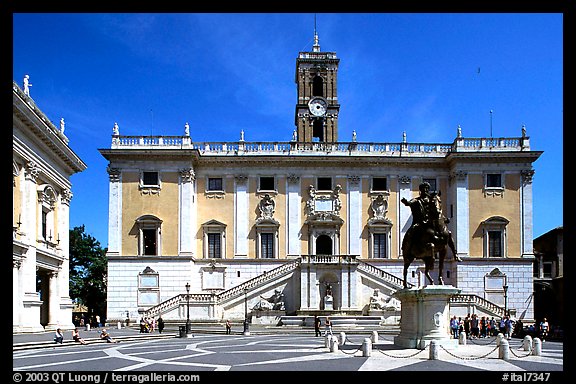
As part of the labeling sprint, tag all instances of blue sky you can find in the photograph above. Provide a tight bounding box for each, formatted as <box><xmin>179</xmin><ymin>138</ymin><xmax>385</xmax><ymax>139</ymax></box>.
<box><xmin>12</xmin><ymin>13</ymin><xmax>563</xmax><ymax>246</ymax></box>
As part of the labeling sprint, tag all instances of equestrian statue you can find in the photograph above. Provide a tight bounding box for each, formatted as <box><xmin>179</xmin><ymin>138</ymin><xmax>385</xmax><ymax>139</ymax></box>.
<box><xmin>401</xmin><ymin>182</ymin><xmax>462</xmax><ymax>289</ymax></box>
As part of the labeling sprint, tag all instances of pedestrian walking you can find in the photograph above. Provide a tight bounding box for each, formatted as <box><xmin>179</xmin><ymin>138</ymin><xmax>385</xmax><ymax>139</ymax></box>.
<box><xmin>225</xmin><ymin>320</ymin><xmax>232</xmax><ymax>335</ymax></box>
<box><xmin>157</xmin><ymin>316</ymin><xmax>165</xmax><ymax>334</ymax></box>
<box><xmin>324</xmin><ymin>317</ymin><xmax>333</xmax><ymax>336</ymax></box>
<box><xmin>314</xmin><ymin>316</ymin><xmax>321</xmax><ymax>337</ymax></box>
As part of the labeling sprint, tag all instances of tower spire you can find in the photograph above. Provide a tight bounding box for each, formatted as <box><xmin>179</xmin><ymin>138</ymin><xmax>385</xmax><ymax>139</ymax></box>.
<box><xmin>313</xmin><ymin>14</ymin><xmax>320</xmax><ymax>52</ymax></box>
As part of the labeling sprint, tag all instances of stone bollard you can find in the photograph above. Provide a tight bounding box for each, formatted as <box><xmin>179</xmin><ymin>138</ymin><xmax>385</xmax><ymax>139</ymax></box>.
<box><xmin>429</xmin><ymin>340</ymin><xmax>439</xmax><ymax>360</ymax></box>
<box><xmin>85</xmin><ymin>323</ymin><xmax>90</xmax><ymax>332</ymax></box>
<box><xmin>532</xmin><ymin>338</ymin><xmax>542</xmax><ymax>356</ymax></box>
<box><xmin>459</xmin><ymin>331</ymin><xmax>467</xmax><ymax>345</ymax></box>
<box><xmin>330</xmin><ymin>335</ymin><xmax>339</xmax><ymax>353</ymax></box>
<box><xmin>522</xmin><ymin>335</ymin><xmax>533</xmax><ymax>351</ymax></box>
<box><xmin>496</xmin><ymin>333</ymin><xmax>504</xmax><ymax>346</ymax></box>
<box><xmin>362</xmin><ymin>337</ymin><xmax>372</xmax><ymax>357</ymax></box>
<box><xmin>117</xmin><ymin>321</ymin><xmax>122</xmax><ymax>329</ymax></box>
<box><xmin>339</xmin><ymin>332</ymin><xmax>346</xmax><ymax>346</ymax></box>
<box><xmin>371</xmin><ymin>330</ymin><xmax>379</xmax><ymax>344</ymax></box>
<box><xmin>499</xmin><ymin>338</ymin><xmax>510</xmax><ymax>360</ymax></box>
<box><xmin>325</xmin><ymin>334</ymin><xmax>331</xmax><ymax>348</ymax></box>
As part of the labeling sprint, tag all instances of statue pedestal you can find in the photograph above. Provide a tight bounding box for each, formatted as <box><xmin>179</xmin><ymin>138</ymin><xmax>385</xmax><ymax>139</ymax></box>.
<box><xmin>393</xmin><ymin>285</ymin><xmax>461</xmax><ymax>349</ymax></box>
<box><xmin>324</xmin><ymin>295</ymin><xmax>334</xmax><ymax>310</ymax></box>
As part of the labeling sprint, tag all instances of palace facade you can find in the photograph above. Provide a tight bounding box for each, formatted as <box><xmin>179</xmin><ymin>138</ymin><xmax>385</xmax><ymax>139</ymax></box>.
<box><xmin>13</xmin><ymin>81</ymin><xmax>87</xmax><ymax>333</ymax></box>
<box><xmin>100</xmin><ymin>33</ymin><xmax>541</xmax><ymax>325</ymax></box>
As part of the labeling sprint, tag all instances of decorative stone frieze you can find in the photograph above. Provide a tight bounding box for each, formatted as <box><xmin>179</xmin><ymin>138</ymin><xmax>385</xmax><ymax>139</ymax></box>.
<box><xmin>398</xmin><ymin>175</ymin><xmax>411</xmax><ymax>184</ymax></box>
<box><xmin>235</xmin><ymin>174</ymin><xmax>248</xmax><ymax>184</ymax></box>
<box><xmin>180</xmin><ymin>168</ymin><xmax>195</xmax><ymax>183</ymax></box>
<box><xmin>61</xmin><ymin>189</ymin><xmax>73</xmax><ymax>206</ymax></box>
<box><xmin>107</xmin><ymin>166</ymin><xmax>121</xmax><ymax>182</ymax></box>
<box><xmin>521</xmin><ymin>169</ymin><xmax>535</xmax><ymax>185</ymax></box>
<box><xmin>25</xmin><ymin>161</ymin><xmax>40</xmax><ymax>182</ymax></box>
<box><xmin>348</xmin><ymin>175</ymin><xmax>360</xmax><ymax>185</ymax></box>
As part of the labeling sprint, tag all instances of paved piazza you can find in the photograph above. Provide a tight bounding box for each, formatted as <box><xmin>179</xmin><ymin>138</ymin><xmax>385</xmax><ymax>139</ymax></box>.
<box><xmin>13</xmin><ymin>333</ymin><xmax>563</xmax><ymax>377</ymax></box>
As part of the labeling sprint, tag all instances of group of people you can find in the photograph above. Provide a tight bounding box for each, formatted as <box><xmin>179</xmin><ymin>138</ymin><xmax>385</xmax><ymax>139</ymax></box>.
<box><xmin>139</xmin><ymin>316</ymin><xmax>165</xmax><ymax>334</ymax></box>
<box><xmin>450</xmin><ymin>314</ymin><xmax>514</xmax><ymax>340</ymax></box>
<box><xmin>314</xmin><ymin>316</ymin><xmax>333</xmax><ymax>337</ymax></box>
<box><xmin>53</xmin><ymin>327</ymin><xmax>117</xmax><ymax>345</ymax></box>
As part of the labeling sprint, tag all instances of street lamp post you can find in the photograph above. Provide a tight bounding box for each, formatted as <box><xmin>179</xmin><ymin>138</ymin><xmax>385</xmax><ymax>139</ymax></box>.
<box><xmin>503</xmin><ymin>284</ymin><xmax>509</xmax><ymax>317</ymax></box>
<box><xmin>243</xmin><ymin>287</ymin><xmax>250</xmax><ymax>335</ymax></box>
<box><xmin>185</xmin><ymin>282</ymin><xmax>191</xmax><ymax>335</ymax></box>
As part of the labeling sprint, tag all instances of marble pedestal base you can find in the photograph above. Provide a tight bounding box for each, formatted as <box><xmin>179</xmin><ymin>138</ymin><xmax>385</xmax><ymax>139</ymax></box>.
<box><xmin>393</xmin><ymin>285</ymin><xmax>461</xmax><ymax>349</ymax></box>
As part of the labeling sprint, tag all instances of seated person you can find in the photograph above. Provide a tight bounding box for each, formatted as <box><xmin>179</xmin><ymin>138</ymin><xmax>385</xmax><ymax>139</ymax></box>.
<box><xmin>54</xmin><ymin>328</ymin><xmax>64</xmax><ymax>344</ymax></box>
<box><xmin>99</xmin><ymin>329</ymin><xmax>119</xmax><ymax>343</ymax></box>
<box><xmin>72</xmin><ymin>328</ymin><xmax>87</xmax><ymax>345</ymax></box>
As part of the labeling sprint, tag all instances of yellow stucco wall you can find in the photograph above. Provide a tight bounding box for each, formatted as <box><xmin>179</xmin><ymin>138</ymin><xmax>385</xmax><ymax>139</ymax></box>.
<box><xmin>195</xmin><ymin>175</ymin><xmax>234</xmax><ymax>258</ymax></box>
<box><xmin>121</xmin><ymin>171</ymin><xmax>180</xmax><ymax>256</ymax></box>
<box><xmin>468</xmin><ymin>173</ymin><xmax>521</xmax><ymax>257</ymax></box>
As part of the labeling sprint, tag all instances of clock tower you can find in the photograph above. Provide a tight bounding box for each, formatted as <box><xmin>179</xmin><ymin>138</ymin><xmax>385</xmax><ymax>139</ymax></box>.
<box><xmin>295</xmin><ymin>30</ymin><xmax>340</xmax><ymax>142</ymax></box>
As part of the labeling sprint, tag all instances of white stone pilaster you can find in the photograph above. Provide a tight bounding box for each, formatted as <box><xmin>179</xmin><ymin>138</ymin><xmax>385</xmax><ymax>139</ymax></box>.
<box><xmin>347</xmin><ymin>176</ymin><xmax>361</xmax><ymax>255</ymax></box>
<box><xmin>107</xmin><ymin>167</ymin><xmax>122</xmax><ymax>256</ymax></box>
<box><xmin>398</xmin><ymin>175</ymin><xmax>413</xmax><ymax>256</ymax></box>
<box><xmin>287</xmin><ymin>175</ymin><xmax>301</xmax><ymax>256</ymax></box>
<box><xmin>179</xmin><ymin>168</ymin><xmax>195</xmax><ymax>256</ymax></box>
<box><xmin>521</xmin><ymin>170</ymin><xmax>535</xmax><ymax>257</ymax></box>
<box><xmin>455</xmin><ymin>172</ymin><xmax>469</xmax><ymax>257</ymax></box>
<box><xmin>235</xmin><ymin>176</ymin><xmax>248</xmax><ymax>257</ymax></box>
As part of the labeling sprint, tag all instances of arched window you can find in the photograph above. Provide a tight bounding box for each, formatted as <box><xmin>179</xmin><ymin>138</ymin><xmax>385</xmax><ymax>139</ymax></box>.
<box><xmin>312</xmin><ymin>119</ymin><xmax>324</xmax><ymax>142</ymax></box>
<box><xmin>312</xmin><ymin>75</ymin><xmax>324</xmax><ymax>97</ymax></box>
<box><xmin>37</xmin><ymin>185</ymin><xmax>57</xmax><ymax>243</ymax></box>
<box><xmin>316</xmin><ymin>235</ymin><xmax>333</xmax><ymax>255</ymax></box>
<box><xmin>136</xmin><ymin>215</ymin><xmax>162</xmax><ymax>256</ymax></box>
<box><xmin>481</xmin><ymin>216</ymin><xmax>509</xmax><ymax>258</ymax></box>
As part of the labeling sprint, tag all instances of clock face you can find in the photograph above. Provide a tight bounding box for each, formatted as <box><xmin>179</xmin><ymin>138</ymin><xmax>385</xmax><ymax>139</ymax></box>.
<box><xmin>308</xmin><ymin>97</ymin><xmax>327</xmax><ymax>117</ymax></box>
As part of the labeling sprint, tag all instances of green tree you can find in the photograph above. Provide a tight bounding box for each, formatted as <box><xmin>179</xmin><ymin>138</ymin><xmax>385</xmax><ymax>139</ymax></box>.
<box><xmin>69</xmin><ymin>225</ymin><xmax>108</xmax><ymax>321</ymax></box>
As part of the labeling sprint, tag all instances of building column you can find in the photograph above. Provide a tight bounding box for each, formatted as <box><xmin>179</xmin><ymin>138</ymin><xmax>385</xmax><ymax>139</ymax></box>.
<box><xmin>521</xmin><ymin>170</ymin><xmax>535</xmax><ymax>258</ymax></box>
<box><xmin>58</xmin><ymin>189</ymin><xmax>74</xmax><ymax>329</ymax></box>
<box><xmin>106</xmin><ymin>167</ymin><xmax>122</xmax><ymax>256</ymax></box>
<box><xmin>13</xmin><ymin>260</ymin><xmax>22</xmax><ymax>332</ymax></box>
<box><xmin>287</xmin><ymin>175</ymin><xmax>301</xmax><ymax>257</ymax></box>
<box><xmin>347</xmin><ymin>176</ymin><xmax>361</xmax><ymax>256</ymax></box>
<box><xmin>45</xmin><ymin>271</ymin><xmax>60</xmax><ymax>331</ymax></box>
<box><xmin>20</xmin><ymin>161</ymin><xmax>43</xmax><ymax>332</ymax></box>
<box><xmin>179</xmin><ymin>168</ymin><xmax>195</xmax><ymax>256</ymax></box>
<box><xmin>234</xmin><ymin>175</ymin><xmax>248</xmax><ymax>258</ymax></box>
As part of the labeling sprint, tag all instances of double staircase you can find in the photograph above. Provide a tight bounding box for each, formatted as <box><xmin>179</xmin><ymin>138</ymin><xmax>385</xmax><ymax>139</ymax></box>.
<box><xmin>141</xmin><ymin>256</ymin><xmax>505</xmax><ymax>321</ymax></box>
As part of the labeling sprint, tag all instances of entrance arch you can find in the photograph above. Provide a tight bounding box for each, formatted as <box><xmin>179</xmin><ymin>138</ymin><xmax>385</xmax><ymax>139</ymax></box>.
<box><xmin>316</xmin><ymin>235</ymin><xmax>332</xmax><ymax>255</ymax></box>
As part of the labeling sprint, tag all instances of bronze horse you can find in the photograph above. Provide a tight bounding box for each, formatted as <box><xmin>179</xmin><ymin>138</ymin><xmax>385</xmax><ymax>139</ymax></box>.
<box><xmin>401</xmin><ymin>190</ymin><xmax>460</xmax><ymax>289</ymax></box>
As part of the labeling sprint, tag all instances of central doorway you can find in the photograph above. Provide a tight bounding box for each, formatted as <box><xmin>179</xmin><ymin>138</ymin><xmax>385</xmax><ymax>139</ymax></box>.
<box><xmin>316</xmin><ymin>235</ymin><xmax>333</xmax><ymax>255</ymax></box>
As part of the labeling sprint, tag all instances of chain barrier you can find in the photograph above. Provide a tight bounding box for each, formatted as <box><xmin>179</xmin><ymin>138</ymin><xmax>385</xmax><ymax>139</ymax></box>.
<box><xmin>439</xmin><ymin>344</ymin><xmax>499</xmax><ymax>360</ymax></box>
<box><xmin>467</xmin><ymin>335</ymin><xmax>498</xmax><ymax>346</ymax></box>
<box><xmin>374</xmin><ymin>344</ymin><xmax>429</xmax><ymax>358</ymax></box>
<box><xmin>509</xmin><ymin>345</ymin><xmax>534</xmax><ymax>358</ymax></box>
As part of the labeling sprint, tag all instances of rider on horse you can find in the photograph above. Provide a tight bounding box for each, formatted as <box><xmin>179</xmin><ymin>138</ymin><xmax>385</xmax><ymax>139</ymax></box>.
<box><xmin>401</xmin><ymin>182</ymin><xmax>462</xmax><ymax>262</ymax></box>
<box><xmin>401</xmin><ymin>182</ymin><xmax>438</xmax><ymax>253</ymax></box>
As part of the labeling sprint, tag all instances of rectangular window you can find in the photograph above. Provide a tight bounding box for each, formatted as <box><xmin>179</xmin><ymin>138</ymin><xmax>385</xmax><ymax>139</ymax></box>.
<box><xmin>208</xmin><ymin>233</ymin><xmax>221</xmax><ymax>258</ymax></box>
<box><xmin>486</xmin><ymin>174</ymin><xmax>502</xmax><ymax>188</ymax></box>
<box><xmin>142</xmin><ymin>171</ymin><xmax>159</xmax><ymax>186</ymax></box>
<box><xmin>41</xmin><ymin>210</ymin><xmax>48</xmax><ymax>239</ymax></box>
<box><xmin>260</xmin><ymin>233</ymin><xmax>274</xmax><ymax>259</ymax></box>
<box><xmin>372</xmin><ymin>177</ymin><xmax>387</xmax><ymax>191</ymax></box>
<box><xmin>208</xmin><ymin>177</ymin><xmax>223</xmax><ymax>191</ymax></box>
<box><xmin>143</xmin><ymin>228</ymin><xmax>157</xmax><ymax>255</ymax></box>
<box><xmin>259</xmin><ymin>176</ymin><xmax>275</xmax><ymax>191</ymax></box>
<box><xmin>373</xmin><ymin>233</ymin><xmax>387</xmax><ymax>258</ymax></box>
<box><xmin>317</xmin><ymin>177</ymin><xmax>332</xmax><ymax>191</ymax></box>
<box><xmin>488</xmin><ymin>230</ymin><xmax>502</xmax><ymax>257</ymax></box>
